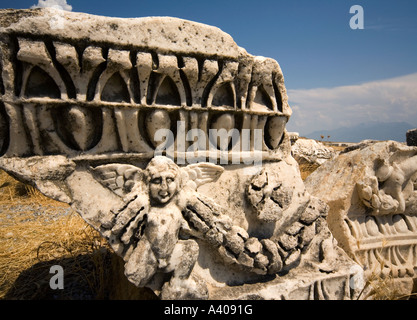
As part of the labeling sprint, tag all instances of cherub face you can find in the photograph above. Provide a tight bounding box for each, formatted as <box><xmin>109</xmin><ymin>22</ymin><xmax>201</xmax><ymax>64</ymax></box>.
<box><xmin>148</xmin><ymin>169</ymin><xmax>179</xmax><ymax>205</ymax></box>
<box><xmin>145</xmin><ymin>157</ymin><xmax>181</xmax><ymax>205</ymax></box>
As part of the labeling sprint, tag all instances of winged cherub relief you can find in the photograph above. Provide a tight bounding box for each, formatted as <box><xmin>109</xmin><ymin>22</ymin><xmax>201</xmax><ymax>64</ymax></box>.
<box><xmin>90</xmin><ymin>157</ymin><xmax>217</xmax><ymax>299</ymax></box>
<box><xmin>357</xmin><ymin>155</ymin><xmax>417</xmax><ymax>215</ymax></box>
<box><xmin>90</xmin><ymin>156</ymin><xmax>282</xmax><ymax>299</ymax></box>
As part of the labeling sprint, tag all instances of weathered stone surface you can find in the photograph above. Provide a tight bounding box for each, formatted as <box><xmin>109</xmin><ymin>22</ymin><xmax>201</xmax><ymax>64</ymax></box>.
<box><xmin>246</xmin><ymin>167</ymin><xmax>294</xmax><ymax>223</ymax></box>
<box><xmin>288</xmin><ymin>132</ymin><xmax>299</xmax><ymax>145</ymax></box>
<box><xmin>292</xmin><ymin>138</ymin><xmax>336</xmax><ymax>165</ymax></box>
<box><xmin>305</xmin><ymin>140</ymin><xmax>417</xmax><ymax>298</ymax></box>
<box><xmin>0</xmin><ymin>9</ymin><xmax>240</xmax><ymax>59</ymax></box>
<box><xmin>0</xmin><ymin>8</ymin><xmax>360</xmax><ymax>300</ymax></box>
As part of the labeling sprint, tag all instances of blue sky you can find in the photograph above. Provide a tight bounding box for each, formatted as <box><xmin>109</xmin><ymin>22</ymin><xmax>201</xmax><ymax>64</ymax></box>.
<box><xmin>1</xmin><ymin>0</ymin><xmax>416</xmax><ymax>137</ymax></box>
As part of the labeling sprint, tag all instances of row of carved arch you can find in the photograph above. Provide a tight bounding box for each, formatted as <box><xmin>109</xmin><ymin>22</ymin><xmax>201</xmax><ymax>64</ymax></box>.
<box><xmin>0</xmin><ymin>102</ymin><xmax>288</xmax><ymax>157</ymax></box>
<box><xmin>11</xmin><ymin>37</ymin><xmax>288</xmax><ymax>114</ymax></box>
<box><xmin>345</xmin><ymin>214</ymin><xmax>417</xmax><ymax>279</ymax></box>
<box><xmin>356</xmin><ymin>245</ymin><xmax>417</xmax><ymax>279</ymax></box>
<box><xmin>346</xmin><ymin>214</ymin><xmax>417</xmax><ymax>241</ymax></box>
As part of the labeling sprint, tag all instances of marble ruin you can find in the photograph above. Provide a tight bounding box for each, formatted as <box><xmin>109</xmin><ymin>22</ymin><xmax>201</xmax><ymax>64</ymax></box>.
<box><xmin>2</xmin><ymin>8</ymin><xmax>416</xmax><ymax>300</ymax></box>
<box><xmin>291</xmin><ymin>138</ymin><xmax>336</xmax><ymax>166</ymax></box>
<box><xmin>305</xmin><ymin>141</ymin><xmax>417</xmax><ymax>297</ymax></box>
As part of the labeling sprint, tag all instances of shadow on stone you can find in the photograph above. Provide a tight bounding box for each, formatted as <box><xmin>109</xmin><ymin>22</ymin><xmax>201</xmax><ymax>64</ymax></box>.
<box><xmin>3</xmin><ymin>248</ymin><xmax>158</xmax><ymax>300</ymax></box>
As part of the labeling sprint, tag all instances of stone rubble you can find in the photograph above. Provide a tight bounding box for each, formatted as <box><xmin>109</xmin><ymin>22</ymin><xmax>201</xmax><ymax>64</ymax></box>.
<box><xmin>291</xmin><ymin>138</ymin><xmax>337</xmax><ymax>165</ymax></box>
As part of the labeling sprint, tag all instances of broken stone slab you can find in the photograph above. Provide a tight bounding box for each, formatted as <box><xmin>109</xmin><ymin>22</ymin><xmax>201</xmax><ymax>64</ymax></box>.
<box><xmin>407</xmin><ymin>129</ymin><xmax>417</xmax><ymax>147</ymax></box>
<box><xmin>0</xmin><ymin>8</ymin><xmax>240</xmax><ymax>59</ymax></box>
<box><xmin>304</xmin><ymin>140</ymin><xmax>417</xmax><ymax>298</ymax></box>
<box><xmin>292</xmin><ymin>138</ymin><xmax>336</xmax><ymax>165</ymax></box>
<box><xmin>0</xmin><ymin>8</ymin><xmax>360</xmax><ymax>300</ymax></box>
<box><xmin>209</xmin><ymin>261</ymin><xmax>362</xmax><ymax>300</ymax></box>
<box><xmin>287</xmin><ymin>132</ymin><xmax>299</xmax><ymax>145</ymax></box>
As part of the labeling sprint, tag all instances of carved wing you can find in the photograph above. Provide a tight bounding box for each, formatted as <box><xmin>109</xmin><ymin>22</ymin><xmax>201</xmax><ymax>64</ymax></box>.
<box><xmin>182</xmin><ymin>162</ymin><xmax>224</xmax><ymax>190</ymax></box>
<box><xmin>90</xmin><ymin>163</ymin><xmax>143</xmax><ymax>197</ymax></box>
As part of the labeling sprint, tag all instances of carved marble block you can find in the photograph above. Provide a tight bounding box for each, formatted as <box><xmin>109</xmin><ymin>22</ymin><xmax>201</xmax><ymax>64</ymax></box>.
<box><xmin>305</xmin><ymin>141</ymin><xmax>417</xmax><ymax>298</ymax></box>
<box><xmin>0</xmin><ymin>8</ymin><xmax>360</xmax><ymax>300</ymax></box>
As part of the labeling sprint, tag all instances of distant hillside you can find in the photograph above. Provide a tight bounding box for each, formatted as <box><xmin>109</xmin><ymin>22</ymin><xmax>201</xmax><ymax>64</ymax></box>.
<box><xmin>305</xmin><ymin>122</ymin><xmax>414</xmax><ymax>143</ymax></box>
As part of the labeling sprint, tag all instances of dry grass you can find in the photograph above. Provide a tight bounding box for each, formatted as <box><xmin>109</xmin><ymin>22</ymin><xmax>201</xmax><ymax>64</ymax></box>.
<box><xmin>356</xmin><ymin>271</ymin><xmax>417</xmax><ymax>300</ymax></box>
<box><xmin>0</xmin><ymin>169</ymin><xmax>107</xmax><ymax>299</ymax></box>
<box><xmin>298</xmin><ymin>163</ymin><xmax>321</xmax><ymax>181</ymax></box>
<box><xmin>0</xmin><ymin>213</ymin><xmax>109</xmax><ymax>299</ymax></box>
<box><xmin>357</xmin><ymin>271</ymin><xmax>401</xmax><ymax>300</ymax></box>
<box><xmin>0</xmin><ymin>169</ymin><xmax>156</xmax><ymax>300</ymax></box>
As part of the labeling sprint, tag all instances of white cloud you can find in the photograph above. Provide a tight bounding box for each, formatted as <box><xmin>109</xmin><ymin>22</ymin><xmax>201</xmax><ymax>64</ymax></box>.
<box><xmin>31</xmin><ymin>0</ymin><xmax>72</xmax><ymax>11</ymax></box>
<box><xmin>286</xmin><ymin>73</ymin><xmax>417</xmax><ymax>135</ymax></box>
